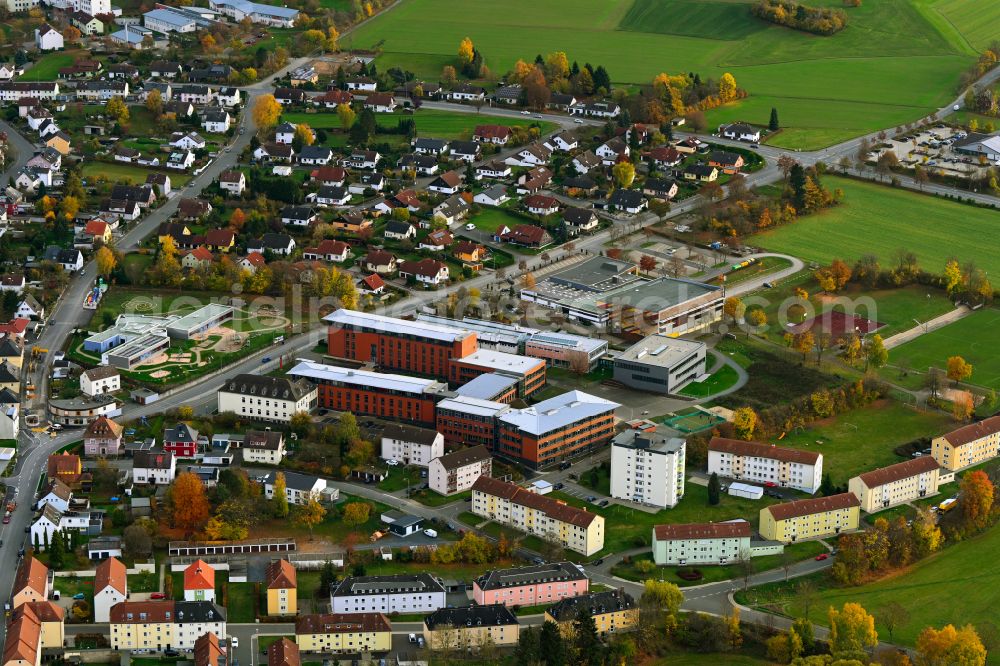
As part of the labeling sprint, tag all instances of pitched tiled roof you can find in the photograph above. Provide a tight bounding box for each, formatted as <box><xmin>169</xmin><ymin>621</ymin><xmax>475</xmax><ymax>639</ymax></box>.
<box><xmin>184</xmin><ymin>560</ymin><xmax>216</xmax><ymax>590</ymax></box>
<box><xmin>267</xmin><ymin>637</ymin><xmax>300</xmax><ymax>666</ymax></box>
<box><xmin>941</xmin><ymin>415</ymin><xmax>1000</xmax><ymax>447</ymax></box>
<box><xmin>295</xmin><ymin>612</ymin><xmax>390</xmax><ymax>635</ymax></box>
<box><xmin>856</xmin><ymin>456</ymin><xmax>940</xmax><ymax>489</ymax></box>
<box><xmin>765</xmin><ymin>492</ymin><xmax>859</xmax><ymax>522</ymax></box>
<box><xmin>265</xmin><ymin>559</ymin><xmax>297</xmax><ymax>590</ymax></box>
<box><xmin>95</xmin><ymin>557</ymin><xmax>127</xmax><ymax>595</ymax></box>
<box><xmin>13</xmin><ymin>556</ymin><xmax>48</xmax><ymax>597</ymax></box>
<box><xmin>654</xmin><ymin>521</ymin><xmax>751</xmax><ymax>541</ymax></box>
<box><xmin>709</xmin><ymin>437</ymin><xmax>820</xmax><ymax>465</ymax></box>
<box><xmin>471</xmin><ymin>476</ymin><xmax>599</xmax><ymax>528</ymax></box>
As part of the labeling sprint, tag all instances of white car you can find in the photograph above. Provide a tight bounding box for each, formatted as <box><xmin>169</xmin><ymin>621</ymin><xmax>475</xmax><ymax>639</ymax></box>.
<box><xmin>230</xmin><ymin>637</ymin><xmax>238</xmax><ymax>649</ymax></box>
<box><xmin>520</xmin><ymin>110</ymin><xmax>530</xmax><ymax>115</ymax></box>
<box><xmin>386</xmin><ymin>459</ymin><xmax>400</xmax><ymax>467</ymax></box>
<box><xmin>465</xmin><ymin>223</ymin><xmax>476</xmax><ymax>230</ymax></box>
<box><xmin>574</xmin><ymin>119</ymin><xmax>583</xmax><ymax>124</ymax></box>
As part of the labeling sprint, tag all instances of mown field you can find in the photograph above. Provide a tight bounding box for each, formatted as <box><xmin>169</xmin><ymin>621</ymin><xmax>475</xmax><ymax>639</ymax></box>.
<box><xmin>281</xmin><ymin>108</ymin><xmax>556</xmax><ymax>139</ymax></box>
<box><xmin>882</xmin><ymin>307</ymin><xmax>1000</xmax><ymax>390</ymax></box>
<box><xmin>348</xmin><ymin>0</ymin><xmax>975</xmax><ymax>148</ymax></box>
<box><xmin>750</xmin><ymin>177</ymin><xmax>1000</xmax><ymax>278</ymax></box>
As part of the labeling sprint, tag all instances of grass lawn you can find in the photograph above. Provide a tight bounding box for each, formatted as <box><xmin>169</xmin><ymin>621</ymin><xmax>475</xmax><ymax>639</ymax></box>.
<box><xmin>770</xmin><ymin>400</ymin><xmax>953</xmax><ymax>486</ymax></box>
<box><xmin>127</xmin><ymin>571</ymin><xmax>158</xmax><ymax>593</ymax></box>
<box><xmin>282</xmin><ymin>108</ymin><xmax>556</xmax><ymax>140</ymax></box>
<box><xmin>678</xmin><ymin>363</ymin><xmax>740</xmax><ymax>398</ymax></box>
<box><xmin>411</xmin><ymin>489</ymin><xmax>471</xmax><ymax>506</ymax></box>
<box><xmin>611</xmin><ymin>540</ymin><xmax>827</xmax><ymax>586</ymax></box>
<box><xmin>225</xmin><ymin>581</ymin><xmax>259</xmax><ymax>623</ymax></box>
<box><xmin>347</xmin><ymin>0</ymin><xmax>973</xmax><ymax>149</ymax></box>
<box><xmin>577</xmin><ymin>464</ymin><xmax>611</xmax><ymax>496</ymax></box>
<box><xmin>468</xmin><ymin>207</ymin><xmax>529</xmax><ymax>233</ymax></box>
<box><xmin>750</xmin><ymin>177</ymin><xmax>1000</xmax><ymax>278</ymax></box>
<box><xmin>881</xmin><ymin>307</ymin><xmax>1000</xmax><ymax>390</ymax></box>
<box><xmin>80</xmin><ymin>162</ymin><xmax>192</xmax><ymax>186</ymax></box>
<box><xmin>377</xmin><ymin>465</ymin><xmax>423</xmax><ymax>492</ymax></box>
<box><xmin>26</xmin><ymin>51</ymin><xmax>79</xmax><ymax>80</ymax></box>
<box><xmin>740</xmin><ymin>520</ymin><xmax>1000</xmax><ymax>653</ymax></box>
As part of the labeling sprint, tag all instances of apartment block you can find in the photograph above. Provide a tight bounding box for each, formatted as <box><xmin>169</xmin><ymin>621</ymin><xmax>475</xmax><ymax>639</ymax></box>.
<box><xmin>651</xmin><ymin>522</ymin><xmax>751</xmax><ymax>566</ymax></box>
<box><xmin>294</xmin><ymin>613</ymin><xmax>391</xmax><ymax>654</ymax></box>
<box><xmin>931</xmin><ymin>415</ymin><xmax>1000</xmax><ymax>472</ymax></box>
<box><xmin>759</xmin><ymin>493</ymin><xmax>860</xmax><ymax>543</ymax></box>
<box><xmin>708</xmin><ymin>437</ymin><xmax>822</xmax><ymax>494</ymax></box>
<box><xmin>423</xmin><ymin>605</ymin><xmax>519</xmax><ymax>650</ymax></box>
<box><xmin>610</xmin><ymin>428</ymin><xmax>685</xmax><ymax>508</ymax></box>
<box><xmin>330</xmin><ymin>573</ymin><xmax>446</xmax><ymax>614</ymax></box>
<box><xmin>380</xmin><ymin>424</ymin><xmax>444</xmax><ymax>467</ymax></box>
<box><xmin>544</xmin><ymin>589</ymin><xmax>637</xmax><ymax>636</ymax></box>
<box><xmin>428</xmin><ymin>445</ymin><xmax>492</xmax><ymax>496</ymax></box>
<box><xmin>848</xmin><ymin>456</ymin><xmax>941</xmax><ymax>513</ymax></box>
<box><xmin>471</xmin><ymin>476</ymin><xmax>604</xmax><ymax>556</ymax></box>
<box><xmin>472</xmin><ymin>562</ymin><xmax>588</xmax><ymax>607</ymax></box>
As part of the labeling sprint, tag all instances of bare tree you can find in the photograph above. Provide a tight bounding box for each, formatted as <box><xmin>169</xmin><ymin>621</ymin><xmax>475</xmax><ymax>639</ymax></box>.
<box><xmin>878</xmin><ymin>602</ymin><xmax>910</xmax><ymax>641</ymax></box>
<box><xmin>796</xmin><ymin>578</ymin><xmax>816</xmax><ymax>619</ymax></box>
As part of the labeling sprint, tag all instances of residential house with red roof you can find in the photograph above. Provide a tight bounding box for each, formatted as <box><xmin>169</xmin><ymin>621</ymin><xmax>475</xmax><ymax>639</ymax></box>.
<box><xmin>184</xmin><ymin>560</ymin><xmax>216</xmax><ymax>602</ymax></box>
<box><xmin>399</xmin><ymin>259</ymin><xmax>449</xmax><ymax>286</ymax></box>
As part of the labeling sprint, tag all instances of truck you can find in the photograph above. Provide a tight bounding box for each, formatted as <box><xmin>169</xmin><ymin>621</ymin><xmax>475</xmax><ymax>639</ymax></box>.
<box><xmin>423</xmin><ymin>529</ymin><xmax>437</xmax><ymax>538</ymax></box>
<box><xmin>938</xmin><ymin>497</ymin><xmax>958</xmax><ymax>513</ymax></box>
<box><xmin>370</xmin><ymin>530</ymin><xmax>386</xmax><ymax>542</ymax></box>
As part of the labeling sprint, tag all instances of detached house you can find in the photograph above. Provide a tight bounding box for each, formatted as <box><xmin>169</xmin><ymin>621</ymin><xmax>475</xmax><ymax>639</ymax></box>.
<box><xmin>243</xmin><ymin>430</ymin><xmax>286</xmax><ymax>466</ymax></box>
<box><xmin>79</xmin><ymin>364</ymin><xmax>118</xmax><ymax>397</ymax></box>
<box><xmin>219</xmin><ymin>170</ymin><xmax>245</xmax><ymax>196</ymax></box>
<box><xmin>248</xmin><ymin>233</ymin><xmax>296</xmax><ymax>256</ymax></box>
<box><xmin>313</xmin><ymin>185</ymin><xmax>350</xmax><ymax>207</ymax></box>
<box><xmin>506</xmin><ymin>143</ymin><xmax>551</xmax><ymax>168</ymax></box>
<box><xmin>280</xmin><ymin>206</ymin><xmax>318</xmax><ymax>227</ymax></box>
<box><xmin>418</xmin><ymin>229</ymin><xmax>453</xmax><ymax>252</ymax></box>
<box><xmin>643</xmin><ymin>177</ymin><xmax>679</xmax><ymax>201</ymax></box>
<box><xmin>475</xmin><ymin>160</ymin><xmax>511</xmax><ymax>180</ymax></box>
<box><xmin>474</xmin><ymin>183</ymin><xmax>510</xmax><ymax>207</ymax></box>
<box><xmin>562</xmin><ymin>207</ymin><xmax>598</xmax><ymax>235</ymax></box>
<box><xmin>164</xmin><ymin>423</ymin><xmax>200</xmax><ymax>457</ymax></box>
<box><xmin>201</xmin><ymin>108</ymin><xmax>230</xmax><ymax>133</ymax></box>
<box><xmin>427</xmin><ymin>171</ymin><xmax>462</xmax><ymax>195</ymax></box>
<box><xmin>497</xmin><ymin>224</ymin><xmax>552</xmax><ymax>248</ymax></box>
<box><xmin>363</xmin><ymin>92</ymin><xmax>396</xmax><ymax>113</ymax></box>
<box><xmin>473</xmin><ymin>125</ymin><xmax>512</xmax><ymax>145</ymax></box>
<box><xmin>707</xmin><ymin>150</ymin><xmax>745</xmax><ymax>174</ymax></box>
<box><xmin>133</xmin><ymin>450</ymin><xmax>177</xmax><ymax>485</ymax></box>
<box><xmin>720</xmin><ymin>122</ymin><xmax>760</xmax><ymax>143</ymax></box>
<box><xmin>399</xmin><ymin>258</ymin><xmax>449</xmax><ymax>286</ymax></box>
<box><xmin>596</xmin><ymin>138</ymin><xmax>629</xmax><ymax>165</ymax></box>
<box><xmin>524</xmin><ymin>194</ymin><xmax>560</xmax><ymax>216</ymax></box>
<box><xmin>303</xmin><ymin>240</ymin><xmax>350</xmax><ymax>263</ymax></box>
<box><xmin>83</xmin><ymin>416</ymin><xmax>123</xmax><ymax>456</ymax></box>
<box><xmin>363</xmin><ymin>250</ymin><xmax>398</xmax><ymax>275</ymax></box>
<box><xmin>449</xmin><ymin>140</ymin><xmax>480</xmax><ymax>163</ymax></box>
<box><xmin>384</xmin><ymin>220</ymin><xmax>416</xmax><ymax>241</ymax></box>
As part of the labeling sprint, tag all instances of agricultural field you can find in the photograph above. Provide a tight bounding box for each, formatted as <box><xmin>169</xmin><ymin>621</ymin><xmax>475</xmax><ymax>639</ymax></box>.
<box><xmin>348</xmin><ymin>0</ymin><xmax>975</xmax><ymax>148</ymax></box>
<box><xmin>741</xmin><ymin>521</ymin><xmax>1000</xmax><ymax>655</ymax></box>
<box><xmin>882</xmin><ymin>307</ymin><xmax>1000</xmax><ymax>390</ymax></box>
<box><xmin>281</xmin><ymin>108</ymin><xmax>556</xmax><ymax>139</ymax></box>
<box><xmin>774</xmin><ymin>399</ymin><xmax>954</xmax><ymax>485</ymax></box>
<box><xmin>750</xmin><ymin>177</ymin><xmax>1000</xmax><ymax>278</ymax></box>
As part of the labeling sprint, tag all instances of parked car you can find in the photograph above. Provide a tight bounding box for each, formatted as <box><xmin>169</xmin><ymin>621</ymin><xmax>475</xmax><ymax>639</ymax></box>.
<box><xmin>815</xmin><ymin>553</ymin><xmax>829</xmax><ymax>561</ymax></box>
<box><xmin>150</xmin><ymin>592</ymin><xmax>166</xmax><ymax>599</ymax></box>
<box><xmin>73</xmin><ymin>593</ymin><xmax>85</xmax><ymax>600</ymax></box>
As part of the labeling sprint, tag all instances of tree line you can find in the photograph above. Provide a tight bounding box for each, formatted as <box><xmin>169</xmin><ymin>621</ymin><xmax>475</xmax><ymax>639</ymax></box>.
<box><xmin>751</xmin><ymin>0</ymin><xmax>849</xmax><ymax>35</ymax></box>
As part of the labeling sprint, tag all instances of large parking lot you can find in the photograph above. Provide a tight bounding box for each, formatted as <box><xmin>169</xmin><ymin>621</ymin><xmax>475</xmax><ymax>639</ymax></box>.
<box><xmin>876</xmin><ymin>124</ymin><xmax>986</xmax><ymax>178</ymax></box>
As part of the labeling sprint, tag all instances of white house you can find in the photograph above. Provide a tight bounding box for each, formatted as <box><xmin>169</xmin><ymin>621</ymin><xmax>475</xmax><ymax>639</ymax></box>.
<box><xmin>31</xmin><ymin>505</ymin><xmax>94</xmax><ymax>550</ymax></box>
<box><xmin>263</xmin><ymin>470</ymin><xmax>328</xmax><ymax>505</ymax></box>
<box><xmin>398</xmin><ymin>259</ymin><xmax>449</xmax><ymax>285</ymax></box>
<box><xmin>36</xmin><ymin>480</ymin><xmax>73</xmax><ymax>514</ymax></box>
<box><xmin>132</xmin><ymin>450</ymin><xmax>176</xmax><ymax>485</ymax></box>
<box><xmin>171</xmin><ymin>132</ymin><xmax>206</xmax><ymax>150</ymax></box>
<box><xmin>274</xmin><ymin>122</ymin><xmax>297</xmax><ymax>145</ymax></box>
<box><xmin>14</xmin><ymin>295</ymin><xmax>44</xmax><ymax>320</ymax></box>
<box><xmin>473</xmin><ymin>184</ymin><xmax>510</xmax><ymax>207</ymax></box>
<box><xmin>0</xmin><ymin>389</ymin><xmax>18</xmax><ymax>440</ymax></box>
<box><xmin>94</xmin><ymin>557</ymin><xmax>127</xmax><ymax>623</ymax></box>
<box><xmin>201</xmin><ymin>109</ymin><xmax>230</xmax><ymax>133</ymax></box>
<box><xmin>35</xmin><ymin>25</ymin><xmax>64</xmax><ymax>51</ymax></box>
<box><xmin>217</xmin><ymin>374</ymin><xmax>316</xmax><ymax>423</ymax></box>
<box><xmin>720</xmin><ymin>122</ymin><xmax>760</xmax><ymax>143</ymax></box>
<box><xmin>167</xmin><ymin>150</ymin><xmax>195</xmax><ymax>170</ymax></box>
<box><xmin>242</xmin><ymin>430</ymin><xmax>286</xmax><ymax>465</ymax></box>
<box><xmin>297</xmin><ymin>146</ymin><xmax>334</xmax><ymax>166</ymax></box>
<box><xmin>428</xmin><ymin>445</ymin><xmax>492</xmax><ymax>496</ymax></box>
<box><xmin>80</xmin><ymin>366</ymin><xmax>121</xmax><ymax>396</ymax></box>
<box><xmin>610</xmin><ymin>429</ymin><xmax>685</xmax><ymax>509</ymax></box>
<box><xmin>380</xmin><ymin>424</ymin><xmax>444</xmax><ymax>467</ymax></box>
<box><xmin>219</xmin><ymin>170</ymin><xmax>245</xmax><ymax>196</ymax></box>
<box><xmin>544</xmin><ymin>131</ymin><xmax>578</xmax><ymax>152</ymax></box>
<box><xmin>707</xmin><ymin>437</ymin><xmax>823</xmax><ymax>494</ymax></box>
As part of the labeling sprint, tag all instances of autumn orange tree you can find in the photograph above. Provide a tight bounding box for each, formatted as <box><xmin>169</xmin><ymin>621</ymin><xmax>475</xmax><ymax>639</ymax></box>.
<box><xmin>252</xmin><ymin>94</ymin><xmax>282</xmax><ymax>131</ymax></box>
<box><xmin>169</xmin><ymin>472</ymin><xmax>210</xmax><ymax>534</ymax></box>
<box><xmin>342</xmin><ymin>502</ymin><xmax>371</xmax><ymax>527</ymax></box>
<box><xmin>959</xmin><ymin>470</ymin><xmax>994</xmax><ymax>532</ymax></box>
<box><xmin>947</xmin><ymin>355</ymin><xmax>973</xmax><ymax>386</ymax></box>
<box><xmin>916</xmin><ymin>623</ymin><xmax>987</xmax><ymax>666</ymax></box>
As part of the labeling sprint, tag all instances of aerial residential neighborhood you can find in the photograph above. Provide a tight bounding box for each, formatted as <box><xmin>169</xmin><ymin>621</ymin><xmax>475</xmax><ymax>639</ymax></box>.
<box><xmin>0</xmin><ymin>0</ymin><xmax>998</xmax><ymax>665</ymax></box>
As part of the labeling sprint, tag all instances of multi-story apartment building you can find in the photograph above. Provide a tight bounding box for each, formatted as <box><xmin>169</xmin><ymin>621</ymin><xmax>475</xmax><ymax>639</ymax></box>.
<box><xmin>109</xmin><ymin>601</ymin><xmax>227</xmax><ymax>651</ymax></box>
<box><xmin>422</xmin><ymin>605</ymin><xmax>519</xmax><ymax>650</ymax></box>
<box><xmin>330</xmin><ymin>574</ymin><xmax>446</xmax><ymax>614</ymax></box>
<box><xmin>289</xmin><ymin>361</ymin><xmax>446</xmax><ymax>425</ymax></box>
<box><xmin>708</xmin><ymin>437</ymin><xmax>823</xmax><ymax>494</ymax></box>
<box><xmin>651</xmin><ymin>522</ymin><xmax>752</xmax><ymax>566</ymax></box>
<box><xmin>496</xmin><ymin>391</ymin><xmax>619</xmax><ymax>469</ymax></box>
<box><xmin>848</xmin><ymin>457</ymin><xmax>941</xmax><ymax>513</ymax></box>
<box><xmin>471</xmin><ymin>476</ymin><xmax>605</xmax><ymax>556</ymax></box>
<box><xmin>294</xmin><ymin>613</ymin><xmax>391</xmax><ymax>654</ymax></box>
<box><xmin>428</xmin><ymin>445</ymin><xmax>492</xmax><ymax>496</ymax></box>
<box><xmin>217</xmin><ymin>374</ymin><xmax>317</xmax><ymax>423</ymax></box>
<box><xmin>380</xmin><ymin>424</ymin><xmax>444</xmax><ymax>467</ymax></box>
<box><xmin>931</xmin><ymin>415</ymin><xmax>1000</xmax><ymax>472</ymax></box>
<box><xmin>472</xmin><ymin>562</ymin><xmax>588</xmax><ymax>607</ymax></box>
<box><xmin>544</xmin><ymin>589</ymin><xmax>638</xmax><ymax>636</ymax></box>
<box><xmin>3</xmin><ymin>601</ymin><xmax>65</xmax><ymax>666</ymax></box>
<box><xmin>759</xmin><ymin>493</ymin><xmax>860</xmax><ymax>543</ymax></box>
<box><xmin>610</xmin><ymin>429</ymin><xmax>685</xmax><ymax>508</ymax></box>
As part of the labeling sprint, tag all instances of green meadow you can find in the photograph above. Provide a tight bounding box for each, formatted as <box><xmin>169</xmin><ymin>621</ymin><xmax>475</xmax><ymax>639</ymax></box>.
<box><xmin>348</xmin><ymin>0</ymin><xmax>977</xmax><ymax>148</ymax></box>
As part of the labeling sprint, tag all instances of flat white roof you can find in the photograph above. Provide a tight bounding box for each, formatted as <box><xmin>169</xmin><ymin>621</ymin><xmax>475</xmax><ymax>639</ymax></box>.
<box><xmin>436</xmin><ymin>395</ymin><xmax>510</xmax><ymax>418</ymax></box>
<box><xmin>454</xmin><ymin>373</ymin><xmax>520</xmax><ymax>399</ymax></box>
<box><xmin>499</xmin><ymin>390</ymin><xmax>619</xmax><ymax>436</ymax></box>
<box><xmin>324</xmin><ymin>309</ymin><xmax>471</xmax><ymax>344</ymax></box>
<box><xmin>528</xmin><ymin>331</ymin><xmax>607</xmax><ymax>354</ymax></box>
<box><xmin>455</xmin><ymin>349</ymin><xmax>543</xmax><ymax>376</ymax></box>
<box><xmin>618</xmin><ymin>334</ymin><xmax>704</xmax><ymax>368</ymax></box>
<box><xmin>288</xmin><ymin>360</ymin><xmax>445</xmax><ymax>395</ymax></box>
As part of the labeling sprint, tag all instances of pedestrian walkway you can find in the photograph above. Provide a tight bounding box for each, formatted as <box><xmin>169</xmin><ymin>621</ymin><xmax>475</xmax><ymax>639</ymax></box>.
<box><xmin>883</xmin><ymin>304</ymin><xmax>970</xmax><ymax>349</ymax></box>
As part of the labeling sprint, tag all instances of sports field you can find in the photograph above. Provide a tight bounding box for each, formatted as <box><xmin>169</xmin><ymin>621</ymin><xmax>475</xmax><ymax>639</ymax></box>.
<box><xmin>348</xmin><ymin>0</ymin><xmax>975</xmax><ymax>148</ymax></box>
<box><xmin>750</xmin><ymin>177</ymin><xmax>1000</xmax><ymax>278</ymax></box>
<box><xmin>884</xmin><ymin>307</ymin><xmax>1000</xmax><ymax>390</ymax></box>
<box><xmin>743</xmin><ymin>515</ymin><xmax>1000</xmax><ymax>654</ymax></box>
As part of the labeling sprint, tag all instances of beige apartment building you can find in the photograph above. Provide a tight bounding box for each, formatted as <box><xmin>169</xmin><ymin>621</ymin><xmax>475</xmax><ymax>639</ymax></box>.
<box><xmin>294</xmin><ymin>613</ymin><xmax>391</xmax><ymax>654</ymax></box>
<box><xmin>759</xmin><ymin>492</ymin><xmax>860</xmax><ymax>543</ymax></box>
<box><xmin>848</xmin><ymin>456</ymin><xmax>941</xmax><ymax>513</ymax></box>
<box><xmin>931</xmin><ymin>415</ymin><xmax>1000</xmax><ymax>472</ymax></box>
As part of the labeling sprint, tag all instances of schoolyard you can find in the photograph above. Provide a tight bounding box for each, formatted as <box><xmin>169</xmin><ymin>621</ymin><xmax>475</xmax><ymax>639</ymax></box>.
<box><xmin>750</xmin><ymin>177</ymin><xmax>1000</xmax><ymax>279</ymax></box>
<box><xmin>347</xmin><ymin>0</ymin><xmax>974</xmax><ymax>148</ymax></box>
<box><xmin>881</xmin><ymin>307</ymin><xmax>1000</xmax><ymax>390</ymax></box>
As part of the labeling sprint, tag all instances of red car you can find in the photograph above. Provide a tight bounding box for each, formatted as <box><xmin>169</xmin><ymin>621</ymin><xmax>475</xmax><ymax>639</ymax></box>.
<box><xmin>815</xmin><ymin>553</ymin><xmax>829</xmax><ymax>561</ymax></box>
<box><xmin>150</xmin><ymin>592</ymin><xmax>166</xmax><ymax>599</ymax></box>
<box><xmin>2</xmin><ymin>516</ymin><xmax>9</xmax><ymax>525</ymax></box>
<box><xmin>764</xmin><ymin>481</ymin><xmax>778</xmax><ymax>487</ymax></box>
